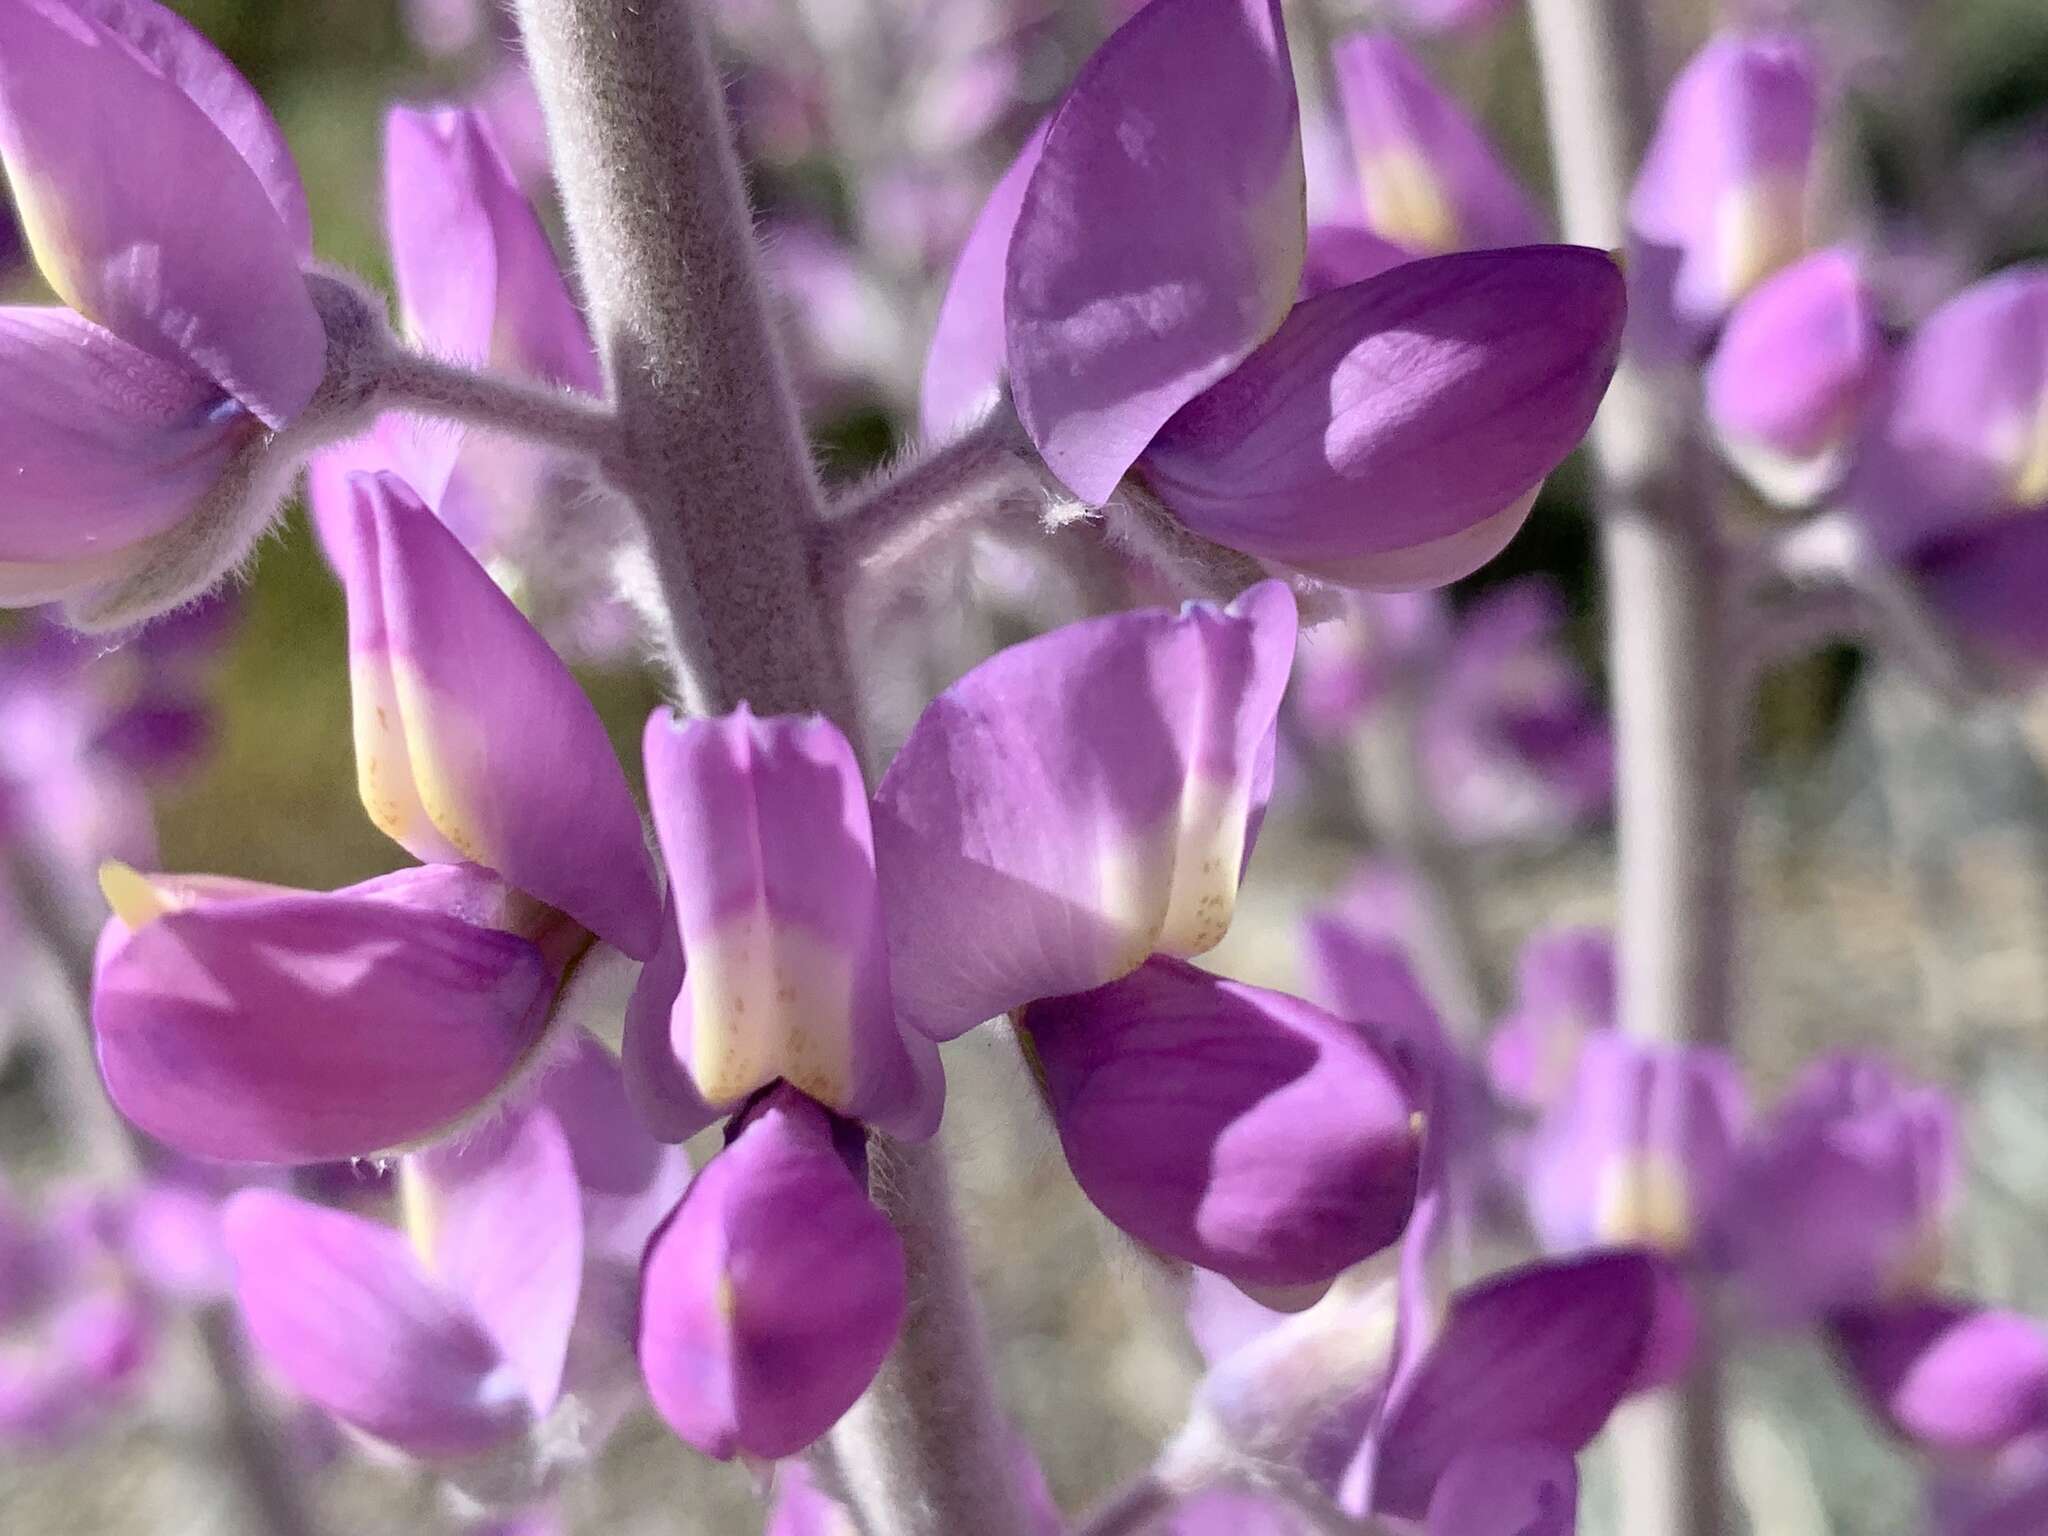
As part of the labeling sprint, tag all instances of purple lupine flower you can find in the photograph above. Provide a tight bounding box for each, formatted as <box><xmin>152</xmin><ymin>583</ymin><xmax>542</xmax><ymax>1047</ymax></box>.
<box><xmin>1022</xmin><ymin>957</ymin><xmax>1425</xmax><ymax>1288</ymax></box>
<box><xmin>1628</xmin><ymin>32</ymin><xmax>1819</xmax><ymax>352</ymax></box>
<box><xmin>638</xmin><ymin>1086</ymin><xmax>904</xmax><ymax>1460</ymax></box>
<box><xmin>93</xmin><ymin>474</ymin><xmax>674</xmax><ymax>1163</ymax></box>
<box><xmin>1830</xmin><ymin>1300</ymin><xmax>2048</xmax><ymax>1460</ymax></box>
<box><xmin>1927</xmin><ymin>1435</ymin><xmax>2048</xmax><ymax>1536</ymax></box>
<box><xmin>1524</xmin><ymin>1033</ymin><xmax>1748</xmax><ymax>1259</ymax></box>
<box><xmin>1330</xmin><ymin>34</ymin><xmax>1543</xmax><ymax>258</ymax></box>
<box><xmin>1486</xmin><ymin>927</ymin><xmax>1616</xmax><ymax>1113</ymax></box>
<box><xmin>872</xmin><ymin>580</ymin><xmax>1297</xmax><ymax>1041</ymax></box>
<box><xmin>639</xmin><ymin>707</ymin><xmax>941</xmax><ymax>1140</ymax></box>
<box><xmin>1717</xmin><ymin>1053</ymin><xmax>1959</xmax><ymax>1327</ymax></box>
<box><xmin>1849</xmin><ymin>266</ymin><xmax>2048</xmax><ymax>677</ymax></box>
<box><xmin>0</xmin><ymin>0</ymin><xmax>334</xmax><ymax>620</ymax></box>
<box><xmin>1705</xmin><ymin>247</ymin><xmax>1889</xmax><ymax>507</ymax></box>
<box><xmin>928</xmin><ymin>0</ymin><xmax>1623</xmax><ymax>591</ymax></box>
<box><xmin>226</xmin><ymin>1037</ymin><xmax>683</xmax><ymax>1502</ymax></box>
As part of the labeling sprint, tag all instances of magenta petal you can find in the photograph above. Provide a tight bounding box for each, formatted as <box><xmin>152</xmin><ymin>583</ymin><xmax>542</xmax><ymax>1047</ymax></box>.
<box><xmin>1004</xmin><ymin>0</ymin><xmax>1305</xmax><ymax>502</ymax></box>
<box><xmin>1300</xmin><ymin>222</ymin><xmax>1413</xmax><ymax>299</ymax></box>
<box><xmin>1830</xmin><ymin>1301</ymin><xmax>2048</xmax><ymax>1458</ymax></box>
<box><xmin>1853</xmin><ymin>266</ymin><xmax>2048</xmax><ymax>554</ymax></box>
<box><xmin>1331</xmin><ymin>34</ymin><xmax>1543</xmax><ymax>256</ymax></box>
<box><xmin>1628</xmin><ymin>31</ymin><xmax>1818</xmax><ymax>341</ymax></box>
<box><xmin>1911</xmin><ymin>508</ymin><xmax>2048</xmax><ymax>681</ymax></box>
<box><xmin>644</xmin><ymin>707</ymin><xmax>940</xmax><ymax>1139</ymax></box>
<box><xmin>875</xmin><ymin>581</ymin><xmax>1297</xmax><ymax>1041</ymax></box>
<box><xmin>342</xmin><ymin>471</ymin><xmax>659</xmax><ymax>957</ymax></box>
<box><xmin>0</xmin><ymin>0</ymin><xmax>322</xmax><ymax>425</ymax></box>
<box><xmin>0</xmin><ymin>307</ymin><xmax>249</xmax><ymax>564</ymax></box>
<box><xmin>1705</xmin><ymin>247</ymin><xmax>1887</xmax><ymax>507</ymax></box>
<box><xmin>70</xmin><ymin>0</ymin><xmax>311</xmax><ymax>254</ymax></box>
<box><xmin>384</xmin><ymin>106</ymin><xmax>599</xmax><ymax>393</ymax></box>
<box><xmin>1426</xmin><ymin>1444</ymin><xmax>1577</xmax><ymax>1536</ymax></box>
<box><xmin>1140</xmin><ymin>247</ymin><xmax>1625</xmax><ymax>588</ymax></box>
<box><xmin>224</xmin><ymin>1189</ymin><xmax>531</xmax><ymax>1459</ymax></box>
<box><xmin>920</xmin><ymin>122</ymin><xmax>1047</xmax><ymax>439</ymax></box>
<box><xmin>92</xmin><ymin>878</ymin><xmax>555</xmax><ymax>1164</ymax></box>
<box><xmin>411</xmin><ymin>1106</ymin><xmax>583</xmax><ymax>1414</ymax></box>
<box><xmin>1025</xmin><ymin>957</ymin><xmax>1423</xmax><ymax>1288</ymax></box>
<box><xmin>638</xmin><ymin>1089</ymin><xmax>906</xmax><ymax>1460</ymax></box>
<box><xmin>1352</xmin><ymin>1249</ymin><xmax>1676</xmax><ymax>1519</ymax></box>
<box><xmin>534</xmin><ymin>1031</ymin><xmax>696</xmax><ymax>1261</ymax></box>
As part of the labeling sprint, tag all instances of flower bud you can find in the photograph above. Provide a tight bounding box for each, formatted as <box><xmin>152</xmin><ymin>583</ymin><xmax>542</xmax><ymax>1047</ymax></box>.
<box><xmin>1023</xmin><ymin>957</ymin><xmax>1424</xmax><ymax>1288</ymax></box>
<box><xmin>1830</xmin><ymin>1300</ymin><xmax>2048</xmax><ymax>1459</ymax></box>
<box><xmin>638</xmin><ymin>1088</ymin><xmax>906</xmax><ymax>1459</ymax></box>
<box><xmin>1486</xmin><ymin>928</ymin><xmax>1615</xmax><ymax>1113</ymax></box>
<box><xmin>1138</xmin><ymin>247</ymin><xmax>1624</xmax><ymax>589</ymax></box>
<box><xmin>1706</xmin><ymin>248</ymin><xmax>1887</xmax><ymax>507</ymax></box>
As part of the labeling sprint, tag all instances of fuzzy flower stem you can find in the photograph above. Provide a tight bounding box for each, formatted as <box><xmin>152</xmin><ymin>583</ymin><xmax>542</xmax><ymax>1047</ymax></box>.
<box><xmin>1526</xmin><ymin>0</ymin><xmax>1737</xmax><ymax>1532</ymax></box>
<box><xmin>511</xmin><ymin>4</ymin><xmax>1029</xmax><ymax>1533</ymax></box>
<box><xmin>822</xmin><ymin>403</ymin><xmax>1051</xmax><ymax>608</ymax></box>
<box><xmin>7</xmin><ymin>849</ymin><xmax>325</xmax><ymax>1536</ymax></box>
<box><xmin>369</xmin><ymin>350</ymin><xmax>623</xmax><ymax>464</ymax></box>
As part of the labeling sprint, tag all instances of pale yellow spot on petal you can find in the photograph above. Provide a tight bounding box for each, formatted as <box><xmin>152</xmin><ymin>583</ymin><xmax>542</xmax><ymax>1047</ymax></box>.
<box><xmin>1360</xmin><ymin>148</ymin><xmax>1461</xmax><ymax>255</ymax></box>
<box><xmin>397</xmin><ymin>1158</ymin><xmax>440</xmax><ymax>1275</ymax></box>
<box><xmin>98</xmin><ymin>860</ymin><xmax>177</xmax><ymax>929</ymax></box>
<box><xmin>1716</xmin><ymin>172</ymin><xmax>1808</xmax><ymax>309</ymax></box>
<box><xmin>685</xmin><ymin>915</ymin><xmax>857</xmax><ymax>1109</ymax></box>
<box><xmin>1595</xmin><ymin>1153</ymin><xmax>1692</xmax><ymax>1252</ymax></box>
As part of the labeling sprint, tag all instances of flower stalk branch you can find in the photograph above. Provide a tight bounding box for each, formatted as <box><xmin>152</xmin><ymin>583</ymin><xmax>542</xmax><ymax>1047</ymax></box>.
<box><xmin>368</xmin><ymin>348</ymin><xmax>623</xmax><ymax>464</ymax></box>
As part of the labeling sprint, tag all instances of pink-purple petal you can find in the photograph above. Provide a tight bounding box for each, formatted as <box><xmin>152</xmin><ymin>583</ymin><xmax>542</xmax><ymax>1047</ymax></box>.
<box><xmin>224</xmin><ymin>1190</ymin><xmax>531</xmax><ymax>1460</ymax></box>
<box><xmin>341</xmin><ymin>471</ymin><xmax>659</xmax><ymax>957</ymax></box>
<box><xmin>1025</xmin><ymin>957</ymin><xmax>1423</xmax><ymax>1288</ymax></box>
<box><xmin>1830</xmin><ymin>1301</ymin><xmax>2048</xmax><ymax>1458</ymax></box>
<box><xmin>1139</xmin><ymin>247</ymin><xmax>1624</xmax><ymax>588</ymax></box>
<box><xmin>875</xmin><ymin>581</ymin><xmax>1297</xmax><ymax>1041</ymax></box>
<box><xmin>0</xmin><ymin>0</ymin><xmax>322</xmax><ymax>425</ymax></box>
<box><xmin>1426</xmin><ymin>1444</ymin><xmax>1578</xmax><ymax>1536</ymax></box>
<box><xmin>411</xmin><ymin>1105</ymin><xmax>584</xmax><ymax>1415</ymax></box>
<box><xmin>638</xmin><ymin>1088</ymin><xmax>906</xmax><ymax>1460</ymax></box>
<box><xmin>92</xmin><ymin>879</ymin><xmax>555</xmax><ymax>1164</ymax></box>
<box><xmin>1004</xmin><ymin>0</ymin><xmax>1305</xmax><ymax>502</ymax></box>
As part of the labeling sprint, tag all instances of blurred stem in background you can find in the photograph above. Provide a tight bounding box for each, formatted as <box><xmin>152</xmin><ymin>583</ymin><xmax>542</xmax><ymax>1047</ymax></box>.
<box><xmin>8</xmin><ymin>848</ymin><xmax>322</xmax><ymax>1536</ymax></box>
<box><xmin>1526</xmin><ymin>0</ymin><xmax>1737</xmax><ymax>1534</ymax></box>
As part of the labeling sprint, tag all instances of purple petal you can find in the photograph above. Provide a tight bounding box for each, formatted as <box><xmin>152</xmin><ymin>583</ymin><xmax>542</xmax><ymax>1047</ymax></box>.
<box><xmin>92</xmin><ymin>870</ymin><xmax>556</xmax><ymax>1163</ymax></box>
<box><xmin>920</xmin><ymin>123</ymin><xmax>1047</xmax><ymax>439</ymax></box>
<box><xmin>385</xmin><ymin>105</ymin><xmax>599</xmax><ymax>392</ymax></box>
<box><xmin>341</xmin><ymin>471</ymin><xmax>660</xmax><ymax>957</ymax></box>
<box><xmin>0</xmin><ymin>0</ymin><xmax>322</xmax><ymax>424</ymax></box>
<box><xmin>1831</xmin><ymin>1301</ymin><xmax>2048</xmax><ymax>1457</ymax></box>
<box><xmin>1025</xmin><ymin>957</ymin><xmax>1423</xmax><ymax>1288</ymax></box>
<box><xmin>1350</xmin><ymin>1248</ymin><xmax>1678</xmax><ymax>1519</ymax></box>
<box><xmin>1005</xmin><ymin>0</ymin><xmax>1304</xmax><ymax>502</ymax></box>
<box><xmin>1910</xmin><ymin>507</ymin><xmax>2048</xmax><ymax>681</ymax></box>
<box><xmin>1139</xmin><ymin>247</ymin><xmax>1625</xmax><ymax>588</ymax></box>
<box><xmin>875</xmin><ymin>581</ymin><xmax>1297</xmax><ymax>1041</ymax></box>
<box><xmin>1705</xmin><ymin>247</ymin><xmax>1887</xmax><ymax>507</ymax></box>
<box><xmin>223</xmin><ymin>1189</ymin><xmax>531</xmax><ymax>1459</ymax></box>
<box><xmin>644</xmin><ymin>707</ymin><xmax>941</xmax><ymax>1139</ymax></box>
<box><xmin>1331</xmin><ymin>34</ymin><xmax>1543</xmax><ymax>256</ymax></box>
<box><xmin>1719</xmin><ymin>1053</ymin><xmax>1958</xmax><ymax>1325</ymax></box>
<box><xmin>638</xmin><ymin>1088</ymin><xmax>906</xmax><ymax>1459</ymax></box>
<box><xmin>533</xmin><ymin>1030</ymin><xmax>697</xmax><ymax>1260</ymax></box>
<box><xmin>621</xmin><ymin>909</ymin><xmax>725</xmax><ymax>1143</ymax></box>
<box><xmin>1427</xmin><ymin>1444</ymin><xmax>1577</xmax><ymax>1536</ymax></box>
<box><xmin>69</xmin><ymin>0</ymin><xmax>311</xmax><ymax>254</ymax></box>
<box><xmin>1486</xmin><ymin>927</ymin><xmax>1615</xmax><ymax>1112</ymax></box>
<box><xmin>409</xmin><ymin>1105</ymin><xmax>583</xmax><ymax>1414</ymax></box>
<box><xmin>0</xmin><ymin>307</ymin><xmax>251</xmax><ymax>565</ymax></box>
<box><xmin>1852</xmin><ymin>265</ymin><xmax>2048</xmax><ymax>554</ymax></box>
<box><xmin>1525</xmin><ymin>1034</ymin><xmax>1747</xmax><ymax>1258</ymax></box>
<box><xmin>1628</xmin><ymin>32</ymin><xmax>1818</xmax><ymax>343</ymax></box>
